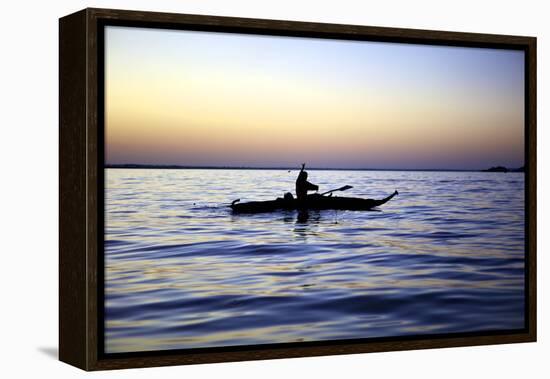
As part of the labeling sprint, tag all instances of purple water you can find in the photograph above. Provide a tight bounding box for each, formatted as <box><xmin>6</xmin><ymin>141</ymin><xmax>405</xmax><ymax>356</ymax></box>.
<box><xmin>104</xmin><ymin>169</ymin><xmax>525</xmax><ymax>353</ymax></box>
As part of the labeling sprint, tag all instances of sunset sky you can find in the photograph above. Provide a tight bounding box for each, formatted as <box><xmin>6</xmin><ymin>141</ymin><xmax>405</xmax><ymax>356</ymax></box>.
<box><xmin>105</xmin><ymin>26</ymin><xmax>525</xmax><ymax>170</ymax></box>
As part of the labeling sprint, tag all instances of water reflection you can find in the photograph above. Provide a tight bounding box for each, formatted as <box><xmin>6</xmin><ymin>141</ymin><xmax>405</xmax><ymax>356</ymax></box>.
<box><xmin>105</xmin><ymin>169</ymin><xmax>525</xmax><ymax>353</ymax></box>
<box><xmin>293</xmin><ymin>210</ymin><xmax>322</xmax><ymax>240</ymax></box>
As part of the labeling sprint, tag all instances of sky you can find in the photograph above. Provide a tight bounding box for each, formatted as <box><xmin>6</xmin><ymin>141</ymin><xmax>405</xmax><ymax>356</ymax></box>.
<box><xmin>105</xmin><ymin>26</ymin><xmax>525</xmax><ymax>170</ymax></box>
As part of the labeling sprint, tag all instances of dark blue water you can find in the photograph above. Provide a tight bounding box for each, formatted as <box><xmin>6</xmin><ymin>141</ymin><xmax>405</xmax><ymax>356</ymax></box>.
<box><xmin>104</xmin><ymin>169</ymin><xmax>525</xmax><ymax>353</ymax></box>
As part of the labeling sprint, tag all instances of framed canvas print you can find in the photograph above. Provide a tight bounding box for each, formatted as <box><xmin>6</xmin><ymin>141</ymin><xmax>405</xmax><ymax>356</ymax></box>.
<box><xmin>59</xmin><ymin>8</ymin><xmax>536</xmax><ymax>371</ymax></box>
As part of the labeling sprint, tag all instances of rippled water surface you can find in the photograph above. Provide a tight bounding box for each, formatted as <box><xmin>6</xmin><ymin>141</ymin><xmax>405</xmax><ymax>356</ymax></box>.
<box><xmin>105</xmin><ymin>169</ymin><xmax>525</xmax><ymax>353</ymax></box>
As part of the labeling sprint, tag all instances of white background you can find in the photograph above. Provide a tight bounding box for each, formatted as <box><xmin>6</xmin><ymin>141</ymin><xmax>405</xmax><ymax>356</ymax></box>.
<box><xmin>0</xmin><ymin>0</ymin><xmax>547</xmax><ymax>377</ymax></box>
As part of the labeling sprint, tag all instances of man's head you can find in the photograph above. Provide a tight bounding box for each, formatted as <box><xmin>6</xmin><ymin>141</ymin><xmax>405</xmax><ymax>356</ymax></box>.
<box><xmin>298</xmin><ymin>171</ymin><xmax>308</xmax><ymax>181</ymax></box>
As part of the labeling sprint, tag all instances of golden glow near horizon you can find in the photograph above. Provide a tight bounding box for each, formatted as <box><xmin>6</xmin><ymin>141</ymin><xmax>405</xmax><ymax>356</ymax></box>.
<box><xmin>105</xmin><ymin>26</ymin><xmax>524</xmax><ymax>170</ymax></box>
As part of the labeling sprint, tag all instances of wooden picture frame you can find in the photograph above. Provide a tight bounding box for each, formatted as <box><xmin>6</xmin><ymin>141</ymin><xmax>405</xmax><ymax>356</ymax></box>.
<box><xmin>59</xmin><ymin>7</ymin><xmax>536</xmax><ymax>371</ymax></box>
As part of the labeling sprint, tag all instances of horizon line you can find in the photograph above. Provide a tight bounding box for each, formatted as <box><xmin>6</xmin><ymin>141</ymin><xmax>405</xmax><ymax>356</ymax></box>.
<box><xmin>104</xmin><ymin>163</ymin><xmax>525</xmax><ymax>173</ymax></box>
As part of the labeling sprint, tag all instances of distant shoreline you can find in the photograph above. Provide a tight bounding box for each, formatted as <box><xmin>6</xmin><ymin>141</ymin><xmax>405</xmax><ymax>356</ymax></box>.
<box><xmin>105</xmin><ymin>164</ymin><xmax>525</xmax><ymax>173</ymax></box>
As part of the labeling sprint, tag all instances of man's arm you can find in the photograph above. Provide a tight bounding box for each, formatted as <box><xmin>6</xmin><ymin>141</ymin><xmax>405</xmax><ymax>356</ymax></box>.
<box><xmin>306</xmin><ymin>181</ymin><xmax>319</xmax><ymax>191</ymax></box>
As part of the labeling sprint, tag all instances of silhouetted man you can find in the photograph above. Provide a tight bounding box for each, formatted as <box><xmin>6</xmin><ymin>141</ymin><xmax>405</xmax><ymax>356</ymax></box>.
<box><xmin>296</xmin><ymin>163</ymin><xmax>319</xmax><ymax>201</ymax></box>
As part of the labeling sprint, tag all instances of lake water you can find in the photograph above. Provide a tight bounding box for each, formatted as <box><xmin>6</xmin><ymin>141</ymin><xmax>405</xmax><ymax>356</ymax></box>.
<box><xmin>104</xmin><ymin>169</ymin><xmax>525</xmax><ymax>354</ymax></box>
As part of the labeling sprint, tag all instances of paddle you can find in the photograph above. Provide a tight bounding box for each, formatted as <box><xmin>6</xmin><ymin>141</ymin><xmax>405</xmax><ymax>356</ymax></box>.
<box><xmin>320</xmin><ymin>185</ymin><xmax>353</xmax><ymax>196</ymax></box>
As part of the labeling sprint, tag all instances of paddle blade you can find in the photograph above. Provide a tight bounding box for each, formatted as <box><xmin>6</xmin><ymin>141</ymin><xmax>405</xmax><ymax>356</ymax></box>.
<box><xmin>320</xmin><ymin>185</ymin><xmax>353</xmax><ymax>196</ymax></box>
